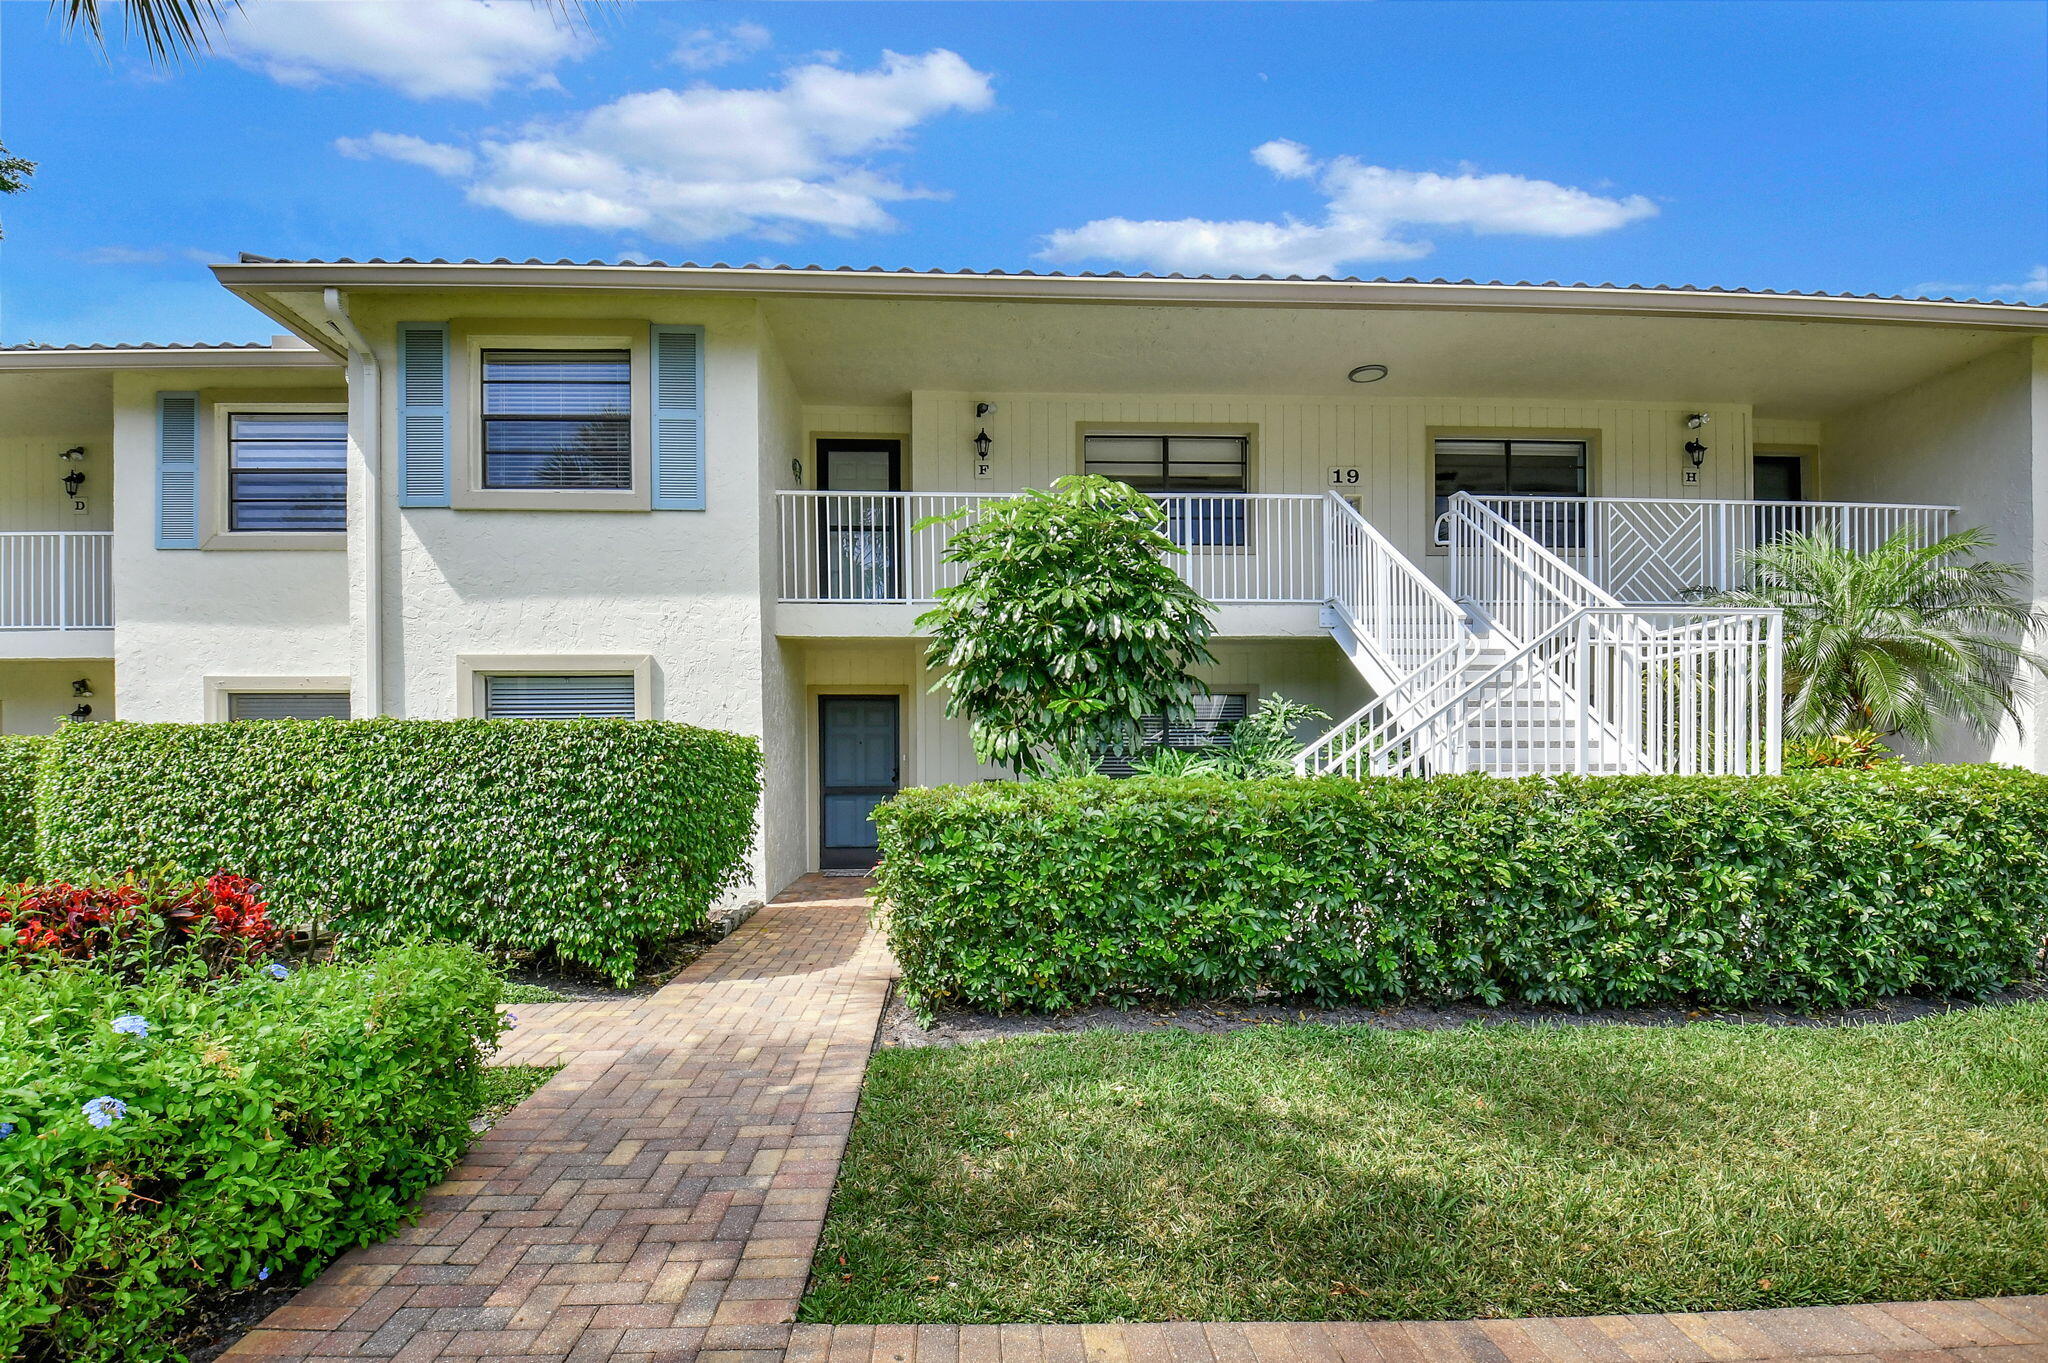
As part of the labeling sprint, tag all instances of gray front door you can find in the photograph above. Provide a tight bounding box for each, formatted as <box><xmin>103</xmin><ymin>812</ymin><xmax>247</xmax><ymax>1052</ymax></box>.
<box><xmin>819</xmin><ymin>695</ymin><xmax>899</xmax><ymax>869</ymax></box>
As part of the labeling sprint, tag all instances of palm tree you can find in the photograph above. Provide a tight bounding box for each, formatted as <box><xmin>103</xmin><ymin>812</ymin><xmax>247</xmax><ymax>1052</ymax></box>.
<box><xmin>1707</xmin><ymin>526</ymin><xmax>2048</xmax><ymax>744</ymax></box>
<box><xmin>55</xmin><ymin>0</ymin><xmax>236</xmax><ymax>64</ymax></box>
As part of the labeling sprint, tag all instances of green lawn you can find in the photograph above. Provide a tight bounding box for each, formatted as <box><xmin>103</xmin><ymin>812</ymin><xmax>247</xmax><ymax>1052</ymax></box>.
<box><xmin>804</xmin><ymin>1006</ymin><xmax>2048</xmax><ymax>1324</ymax></box>
<box><xmin>476</xmin><ymin>1064</ymin><xmax>561</xmax><ymax>1125</ymax></box>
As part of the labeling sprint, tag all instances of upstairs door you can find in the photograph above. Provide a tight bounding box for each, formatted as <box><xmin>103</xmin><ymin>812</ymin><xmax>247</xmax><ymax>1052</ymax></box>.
<box><xmin>1752</xmin><ymin>454</ymin><xmax>1809</xmax><ymax>544</ymax></box>
<box><xmin>819</xmin><ymin>695</ymin><xmax>900</xmax><ymax>869</ymax></box>
<box><xmin>816</xmin><ymin>439</ymin><xmax>903</xmax><ymax>601</ymax></box>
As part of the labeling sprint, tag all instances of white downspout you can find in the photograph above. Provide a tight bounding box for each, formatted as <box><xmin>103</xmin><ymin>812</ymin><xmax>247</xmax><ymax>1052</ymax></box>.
<box><xmin>321</xmin><ymin>288</ymin><xmax>384</xmax><ymax>716</ymax></box>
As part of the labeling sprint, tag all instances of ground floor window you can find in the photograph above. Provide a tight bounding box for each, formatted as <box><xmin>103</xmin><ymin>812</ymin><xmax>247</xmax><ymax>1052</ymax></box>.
<box><xmin>482</xmin><ymin>674</ymin><xmax>637</xmax><ymax>719</ymax></box>
<box><xmin>226</xmin><ymin>692</ymin><xmax>350</xmax><ymax>721</ymax></box>
<box><xmin>1097</xmin><ymin>692</ymin><xmax>1250</xmax><ymax>776</ymax></box>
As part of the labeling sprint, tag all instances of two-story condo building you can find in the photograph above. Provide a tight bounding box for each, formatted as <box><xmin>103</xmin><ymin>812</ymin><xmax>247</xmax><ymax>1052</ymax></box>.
<box><xmin>3</xmin><ymin>259</ymin><xmax>2046</xmax><ymax>898</ymax></box>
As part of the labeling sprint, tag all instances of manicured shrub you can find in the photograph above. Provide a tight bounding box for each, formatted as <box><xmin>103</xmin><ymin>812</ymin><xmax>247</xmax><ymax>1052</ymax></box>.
<box><xmin>0</xmin><ymin>734</ymin><xmax>41</xmax><ymax>883</ymax></box>
<box><xmin>875</xmin><ymin>766</ymin><xmax>2048</xmax><ymax>1013</ymax></box>
<box><xmin>0</xmin><ymin>943</ymin><xmax>504</xmax><ymax>1362</ymax></box>
<box><xmin>36</xmin><ymin>718</ymin><xmax>761</xmax><ymax>983</ymax></box>
<box><xmin>2</xmin><ymin>873</ymin><xmax>280</xmax><ymax>976</ymax></box>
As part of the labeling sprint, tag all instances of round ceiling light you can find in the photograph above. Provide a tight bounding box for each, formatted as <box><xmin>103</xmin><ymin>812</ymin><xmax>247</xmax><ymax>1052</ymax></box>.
<box><xmin>1348</xmin><ymin>364</ymin><xmax>1389</xmax><ymax>383</ymax></box>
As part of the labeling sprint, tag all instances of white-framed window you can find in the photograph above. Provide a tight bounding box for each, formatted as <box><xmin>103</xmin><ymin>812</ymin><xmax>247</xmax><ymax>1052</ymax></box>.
<box><xmin>480</xmin><ymin>349</ymin><xmax>632</xmax><ymax>491</ymax></box>
<box><xmin>482</xmin><ymin>673</ymin><xmax>637</xmax><ymax>719</ymax></box>
<box><xmin>1084</xmin><ymin>434</ymin><xmax>1249</xmax><ymax>547</ymax></box>
<box><xmin>227</xmin><ymin>692</ymin><xmax>351</xmax><ymax>721</ymax></box>
<box><xmin>227</xmin><ymin>412</ymin><xmax>348</xmax><ymax>532</ymax></box>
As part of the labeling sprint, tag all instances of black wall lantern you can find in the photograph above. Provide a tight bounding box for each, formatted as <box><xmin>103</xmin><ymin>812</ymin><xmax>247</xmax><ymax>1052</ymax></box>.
<box><xmin>67</xmin><ymin>704</ymin><xmax>92</xmax><ymax>722</ymax></box>
<box><xmin>62</xmin><ymin>470</ymin><xmax>85</xmax><ymax>498</ymax></box>
<box><xmin>1684</xmin><ymin>439</ymin><xmax>1708</xmax><ymax>468</ymax></box>
<box><xmin>973</xmin><ymin>428</ymin><xmax>992</xmax><ymax>460</ymax></box>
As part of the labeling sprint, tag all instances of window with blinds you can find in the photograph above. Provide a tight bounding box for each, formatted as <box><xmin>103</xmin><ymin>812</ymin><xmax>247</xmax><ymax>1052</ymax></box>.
<box><xmin>1083</xmin><ymin>434</ymin><xmax>1249</xmax><ymax>546</ymax></box>
<box><xmin>1433</xmin><ymin>438</ymin><xmax>1588</xmax><ymax>547</ymax></box>
<box><xmin>227</xmin><ymin>692</ymin><xmax>351</xmax><ymax>721</ymax></box>
<box><xmin>229</xmin><ymin>413</ymin><xmax>347</xmax><ymax>532</ymax></box>
<box><xmin>482</xmin><ymin>674</ymin><xmax>637</xmax><ymax>719</ymax></box>
<box><xmin>1096</xmin><ymin>693</ymin><xmax>1250</xmax><ymax>777</ymax></box>
<box><xmin>481</xmin><ymin>350</ymin><xmax>632</xmax><ymax>490</ymax></box>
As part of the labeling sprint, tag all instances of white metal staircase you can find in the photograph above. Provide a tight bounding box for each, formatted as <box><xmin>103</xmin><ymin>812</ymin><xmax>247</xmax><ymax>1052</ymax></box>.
<box><xmin>1295</xmin><ymin>492</ymin><xmax>1784</xmax><ymax>778</ymax></box>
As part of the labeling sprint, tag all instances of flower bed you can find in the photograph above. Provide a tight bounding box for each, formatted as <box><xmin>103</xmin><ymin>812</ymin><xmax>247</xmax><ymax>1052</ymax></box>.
<box><xmin>0</xmin><ymin>926</ymin><xmax>505</xmax><ymax>1361</ymax></box>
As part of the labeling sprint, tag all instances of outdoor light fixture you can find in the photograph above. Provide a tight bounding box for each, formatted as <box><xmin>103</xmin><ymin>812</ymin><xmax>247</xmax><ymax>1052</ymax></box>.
<box><xmin>67</xmin><ymin>704</ymin><xmax>92</xmax><ymax>722</ymax></box>
<box><xmin>1348</xmin><ymin>364</ymin><xmax>1389</xmax><ymax>383</ymax></box>
<box><xmin>791</xmin><ymin>458</ymin><xmax>803</xmax><ymax>482</ymax></box>
<box><xmin>975</xmin><ymin>401</ymin><xmax>997</xmax><ymax>418</ymax></box>
<box><xmin>58</xmin><ymin>445</ymin><xmax>86</xmax><ymax>461</ymax></box>
<box><xmin>973</xmin><ymin>429</ymin><xmax>993</xmax><ymax>460</ymax></box>
<box><xmin>1685</xmin><ymin>440</ymin><xmax>1709</xmax><ymax>468</ymax></box>
<box><xmin>62</xmin><ymin>470</ymin><xmax>85</xmax><ymax>497</ymax></box>
<box><xmin>71</xmin><ymin>679</ymin><xmax>93</xmax><ymax>699</ymax></box>
<box><xmin>1685</xmin><ymin>413</ymin><xmax>1710</xmax><ymax>430</ymax></box>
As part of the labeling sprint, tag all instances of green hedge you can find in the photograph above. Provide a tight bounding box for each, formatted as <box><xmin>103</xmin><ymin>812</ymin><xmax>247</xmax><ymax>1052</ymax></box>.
<box><xmin>0</xmin><ymin>944</ymin><xmax>502</xmax><ymax>1362</ymax></box>
<box><xmin>37</xmin><ymin>719</ymin><xmax>761</xmax><ymax>982</ymax></box>
<box><xmin>0</xmin><ymin>735</ymin><xmax>39</xmax><ymax>883</ymax></box>
<box><xmin>875</xmin><ymin>766</ymin><xmax>2048</xmax><ymax>1013</ymax></box>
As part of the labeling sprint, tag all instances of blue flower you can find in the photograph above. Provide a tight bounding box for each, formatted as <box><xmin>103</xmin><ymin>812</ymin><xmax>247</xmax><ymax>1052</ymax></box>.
<box><xmin>257</xmin><ymin>1267</ymin><xmax>271</xmax><ymax>1282</ymax></box>
<box><xmin>82</xmin><ymin>1096</ymin><xmax>127</xmax><ymax>1128</ymax></box>
<box><xmin>0</xmin><ymin>1122</ymin><xmax>15</xmax><ymax>1139</ymax></box>
<box><xmin>265</xmin><ymin>962</ymin><xmax>290</xmax><ymax>980</ymax></box>
<box><xmin>110</xmin><ymin>1015</ymin><xmax>150</xmax><ymax>1038</ymax></box>
<box><xmin>504</xmin><ymin>1012</ymin><xmax>518</xmax><ymax>1029</ymax></box>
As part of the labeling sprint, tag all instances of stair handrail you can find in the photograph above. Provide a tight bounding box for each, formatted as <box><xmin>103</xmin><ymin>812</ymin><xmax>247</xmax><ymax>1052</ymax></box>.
<box><xmin>1445</xmin><ymin>492</ymin><xmax>1618</xmax><ymax>644</ymax></box>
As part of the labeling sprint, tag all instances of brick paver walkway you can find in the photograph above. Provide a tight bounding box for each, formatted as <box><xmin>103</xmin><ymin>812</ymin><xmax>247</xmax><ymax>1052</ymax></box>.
<box><xmin>223</xmin><ymin>871</ymin><xmax>2048</xmax><ymax>1363</ymax></box>
<box><xmin>788</xmin><ymin>1301</ymin><xmax>2048</xmax><ymax>1363</ymax></box>
<box><xmin>225</xmin><ymin>875</ymin><xmax>892</xmax><ymax>1363</ymax></box>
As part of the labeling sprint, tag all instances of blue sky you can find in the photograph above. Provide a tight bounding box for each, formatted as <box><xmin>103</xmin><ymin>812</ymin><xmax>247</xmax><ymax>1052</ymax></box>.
<box><xmin>1</xmin><ymin>0</ymin><xmax>2043</xmax><ymax>345</ymax></box>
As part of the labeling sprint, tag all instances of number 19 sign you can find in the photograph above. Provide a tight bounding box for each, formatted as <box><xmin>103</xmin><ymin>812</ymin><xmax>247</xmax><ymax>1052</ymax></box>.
<box><xmin>1328</xmin><ymin>467</ymin><xmax>1362</xmax><ymax>487</ymax></box>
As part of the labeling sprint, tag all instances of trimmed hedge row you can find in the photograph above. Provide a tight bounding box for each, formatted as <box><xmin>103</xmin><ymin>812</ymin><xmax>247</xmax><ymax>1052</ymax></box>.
<box><xmin>0</xmin><ymin>735</ymin><xmax>39</xmax><ymax>884</ymax></box>
<box><xmin>36</xmin><ymin>719</ymin><xmax>761</xmax><ymax>983</ymax></box>
<box><xmin>874</xmin><ymin>766</ymin><xmax>2048</xmax><ymax>1013</ymax></box>
<box><xmin>0</xmin><ymin>944</ymin><xmax>503</xmax><ymax>1362</ymax></box>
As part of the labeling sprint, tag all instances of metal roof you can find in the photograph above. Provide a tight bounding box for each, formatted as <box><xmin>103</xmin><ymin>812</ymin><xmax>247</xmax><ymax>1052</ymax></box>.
<box><xmin>226</xmin><ymin>254</ymin><xmax>2048</xmax><ymax>311</ymax></box>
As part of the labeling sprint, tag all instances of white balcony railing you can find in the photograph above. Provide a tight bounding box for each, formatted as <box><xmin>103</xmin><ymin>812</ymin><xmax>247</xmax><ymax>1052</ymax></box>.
<box><xmin>0</xmin><ymin>532</ymin><xmax>114</xmax><ymax>630</ymax></box>
<box><xmin>776</xmin><ymin>491</ymin><xmax>1327</xmax><ymax>605</ymax></box>
<box><xmin>1467</xmin><ymin>496</ymin><xmax>1958</xmax><ymax>606</ymax></box>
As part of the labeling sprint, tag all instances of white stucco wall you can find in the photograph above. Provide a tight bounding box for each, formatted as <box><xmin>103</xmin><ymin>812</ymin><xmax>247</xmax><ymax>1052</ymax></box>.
<box><xmin>109</xmin><ymin>370</ymin><xmax>352</xmax><ymax>722</ymax></box>
<box><xmin>1824</xmin><ymin>337</ymin><xmax>2048</xmax><ymax>766</ymax></box>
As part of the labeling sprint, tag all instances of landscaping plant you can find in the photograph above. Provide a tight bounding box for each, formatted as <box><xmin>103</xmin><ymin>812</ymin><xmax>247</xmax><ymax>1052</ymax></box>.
<box><xmin>1707</xmin><ymin>526</ymin><xmax>2048</xmax><ymax>743</ymax></box>
<box><xmin>915</xmin><ymin>475</ymin><xmax>1218</xmax><ymax>775</ymax></box>
<box><xmin>875</xmin><ymin>765</ymin><xmax>2048</xmax><ymax>1013</ymax></box>
<box><xmin>35</xmin><ymin>718</ymin><xmax>761</xmax><ymax>984</ymax></box>
<box><xmin>1</xmin><ymin>872</ymin><xmax>279</xmax><ymax>978</ymax></box>
<box><xmin>0</xmin><ymin>734</ymin><xmax>40</xmax><ymax>883</ymax></box>
<box><xmin>0</xmin><ymin>941</ymin><xmax>506</xmax><ymax>1362</ymax></box>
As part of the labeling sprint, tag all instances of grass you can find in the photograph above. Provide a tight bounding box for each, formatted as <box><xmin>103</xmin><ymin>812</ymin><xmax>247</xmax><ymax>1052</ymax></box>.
<box><xmin>475</xmin><ymin>1064</ymin><xmax>561</xmax><ymax>1125</ymax></box>
<box><xmin>497</xmin><ymin>981</ymin><xmax>570</xmax><ymax>1004</ymax></box>
<box><xmin>804</xmin><ymin>1005</ymin><xmax>2048</xmax><ymax>1324</ymax></box>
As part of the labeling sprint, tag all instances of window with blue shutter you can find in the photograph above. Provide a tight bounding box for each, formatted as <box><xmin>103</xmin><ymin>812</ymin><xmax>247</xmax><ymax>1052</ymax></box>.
<box><xmin>155</xmin><ymin>392</ymin><xmax>200</xmax><ymax>549</ymax></box>
<box><xmin>396</xmin><ymin>323</ymin><xmax>451</xmax><ymax>507</ymax></box>
<box><xmin>650</xmin><ymin>324</ymin><xmax>705</xmax><ymax>510</ymax></box>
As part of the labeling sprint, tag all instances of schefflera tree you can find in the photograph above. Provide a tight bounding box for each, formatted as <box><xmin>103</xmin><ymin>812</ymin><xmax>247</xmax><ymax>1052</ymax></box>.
<box><xmin>916</xmin><ymin>475</ymin><xmax>1217</xmax><ymax>776</ymax></box>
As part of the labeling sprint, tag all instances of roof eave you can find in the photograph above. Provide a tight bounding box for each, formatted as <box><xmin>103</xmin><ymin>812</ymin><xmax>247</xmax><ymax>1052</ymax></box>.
<box><xmin>0</xmin><ymin>346</ymin><xmax>339</xmax><ymax>373</ymax></box>
<box><xmin>210</xmin><ymin>262</ymin><xmax>2048</xmax><ymax>333</ymax></box>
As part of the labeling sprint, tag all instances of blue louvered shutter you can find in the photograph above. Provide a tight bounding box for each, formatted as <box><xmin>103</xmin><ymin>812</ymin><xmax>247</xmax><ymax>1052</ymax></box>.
<box><xmin>396</xmin><ymin>323</ymin><xmax>451</xmax><ymax>507</ymax></box>
<box><xmin>155</xmin><ymin>392</ymin><xmax>200</xmax><ymax>548</ymax></box>
<box><xmin>650</xmin><ymin>324</ymin><xmax>705</xmax><ymax>510</ymax></box>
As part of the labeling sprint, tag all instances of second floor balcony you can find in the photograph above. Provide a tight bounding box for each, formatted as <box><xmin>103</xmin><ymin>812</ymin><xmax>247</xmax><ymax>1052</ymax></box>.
<box><xmin>774</xmin><ymin>489</ymin><xmax>1958</xmax><ymax>624</ymax></box>
<box><xmin>0</xmin><ymin>532</ymin><xmax>114</xmax><ymax>651</ymax></box>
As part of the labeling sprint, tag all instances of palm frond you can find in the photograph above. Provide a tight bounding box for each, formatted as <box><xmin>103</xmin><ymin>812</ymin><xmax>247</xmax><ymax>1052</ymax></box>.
<box><xmin>55</xmin><ymin>0</ymin><xmax>235</xmax><ymax>63</ymax></box>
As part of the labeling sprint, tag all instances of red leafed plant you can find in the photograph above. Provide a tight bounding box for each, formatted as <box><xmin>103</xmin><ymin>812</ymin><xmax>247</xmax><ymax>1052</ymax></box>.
<box><xmin>1</xmin><ymin>873</ymin><xmax>281</xmax><ymax>976</ymax></box>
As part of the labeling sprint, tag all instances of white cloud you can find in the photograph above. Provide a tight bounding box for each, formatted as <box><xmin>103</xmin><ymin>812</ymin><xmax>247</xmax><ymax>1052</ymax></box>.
<box><xmin>340</xmin><ymin>49</ymin><xmax>995</xmax><ymax>243</ymax></box>
<box><xmin>1042</xmin><ymin>143</ymin><xmax>1659</xmax><ymax>277</ymax></box>
<box><xmin>336</xmin><ymin>131</ymin><xmax>476</xmax><ymax>178</ymax></box>
<box><xmin>223</xmin><ymin>0</ymin><xmax>589</xmax><ymax>100</ymax></box>
<box><xmin>1985</xmin><ymin>266</ymin><xmax>2048</xmax><ymax>300</ymax></box>
<box><xmin>672</xmin><ymin>21</ymin><xmax>772</xmax><ymax>71</ymax></box>
<box><xmin>79</xmin><ymin>246</ymin><xmax>168</xmax><ymax>265</ymax></box>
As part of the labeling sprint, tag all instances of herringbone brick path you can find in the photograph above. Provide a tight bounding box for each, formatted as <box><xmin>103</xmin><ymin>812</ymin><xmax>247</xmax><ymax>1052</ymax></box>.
<box><xmin>788</xmin><ymin>1300</ymin><xmax>2048</xmax><ymax>1363</ymax></box>
<box><xmin>223</xmin><ymin>874</ymin><xmax>892</xmax><ymax>1363</ymax></box>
